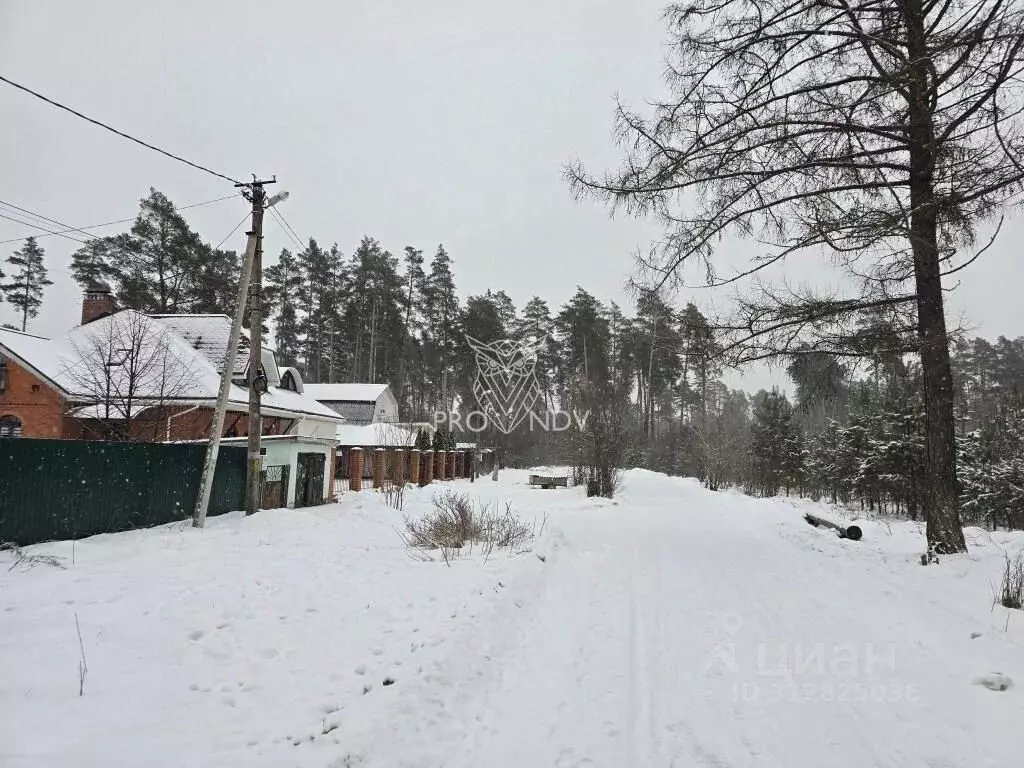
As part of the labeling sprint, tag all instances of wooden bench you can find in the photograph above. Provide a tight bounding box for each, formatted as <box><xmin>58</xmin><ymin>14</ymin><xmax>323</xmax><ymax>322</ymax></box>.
<box><xmin>529</xmin><ymin>474</ymin><xmax>568</xmax><ymax>489</ymax></box>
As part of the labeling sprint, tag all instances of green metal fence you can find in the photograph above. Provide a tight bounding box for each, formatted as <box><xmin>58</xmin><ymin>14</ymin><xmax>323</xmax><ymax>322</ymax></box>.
<box><xmin>0</xmin><ymin>439</ymin><xmax>246</xmax><ymax>546</ymax></box>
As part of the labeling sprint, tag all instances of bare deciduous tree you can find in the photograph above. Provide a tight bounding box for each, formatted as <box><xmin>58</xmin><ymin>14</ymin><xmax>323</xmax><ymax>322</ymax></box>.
<box><xmin>66</xmin><ymin>312</ymin><xmax>196</xmax><ymax>441</ymax></box>
<box><xmin>569</xmin><ymin>0</ymin><xmax>1024</xmax><ymax>554</ymax></box>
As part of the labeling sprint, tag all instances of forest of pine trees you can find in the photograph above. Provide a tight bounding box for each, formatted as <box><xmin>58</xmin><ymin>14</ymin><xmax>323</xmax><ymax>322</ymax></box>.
<box><xmin>65</xmin><ymin>190</ymin><xmax>1024</xmax><ymax>529</ymax></box>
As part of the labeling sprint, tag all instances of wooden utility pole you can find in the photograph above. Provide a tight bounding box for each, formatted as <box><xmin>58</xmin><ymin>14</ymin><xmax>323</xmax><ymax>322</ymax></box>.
<box><xmin>193</xmin><ymin>176</ymin><xmax>283</xmax><ymax>528</ymax></box>
<box><xmin>245</xmin><ymin>180</ymin><xmax>271</xmax><ymax>516</ymax></box>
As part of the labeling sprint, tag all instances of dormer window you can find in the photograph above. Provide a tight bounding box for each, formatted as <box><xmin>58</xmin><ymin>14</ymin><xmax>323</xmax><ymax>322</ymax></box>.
<box><xmin>278</xmin><ymin>367</ymin><xmax>304</xmax><ymax>393</ymax></box>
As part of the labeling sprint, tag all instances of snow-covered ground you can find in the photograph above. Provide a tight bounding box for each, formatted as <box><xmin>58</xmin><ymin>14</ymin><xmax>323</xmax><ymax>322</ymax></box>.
<box><xmin>2</xmin><ymin>469</ymin><xmax>1022</xmax><ymax>767</ymax></box>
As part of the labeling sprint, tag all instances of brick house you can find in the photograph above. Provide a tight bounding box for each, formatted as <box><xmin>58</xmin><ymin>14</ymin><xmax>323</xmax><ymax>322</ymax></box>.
<box><xmin>0</xmin><ymin>288</ymin><xmax>343</xmax><ymax>445</ymax></box>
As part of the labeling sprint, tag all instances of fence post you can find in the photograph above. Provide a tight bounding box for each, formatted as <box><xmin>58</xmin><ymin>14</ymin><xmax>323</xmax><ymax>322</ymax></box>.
<box><xmin>436</xmin><ymin>450</ymin><xmax>446</xmax><ymax>481</ymax></box>
<box><xmin>423</xmin><ymin>450</ymin><xmax>434</xmax><ymax>485</ymax></box>
<box><xmin>390</xmin><ymin>448</ymin><xmax>404</xmax><ymax>485</ymax></box>
<box><xmin>349</xmin><ymin>447</ymin><xmax>363</xmax><ymax>492</ymax></box>
<box><xmin>410</xmin><ymin>448</ymin><xmax>421</xmax><ymax>486</ymax></box>
<box><xmin>328</xmin><ymin>446</ymin><xmax>338</xmax><ymax>501</ymax></box>
<box><xmin>373</xmin><ymin>448</ymin><xmax>386</xmax><ymax>489</ymax></box>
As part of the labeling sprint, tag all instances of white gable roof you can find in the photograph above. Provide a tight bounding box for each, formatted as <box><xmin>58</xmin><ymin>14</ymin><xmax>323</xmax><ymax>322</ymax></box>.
<box><xmin>0</xmin><ymin>328</ymin><xmax>77</xmax><ymax>395</ymax></box>
<box><xmin>0</xmin><ymin>311</ymin><xmax>343</xmax><ymax>424</ymax></box>
<box><xmin>304</xmin><ymin>383</ymin><xmax>390</xmax><ymax>403</ymax></box>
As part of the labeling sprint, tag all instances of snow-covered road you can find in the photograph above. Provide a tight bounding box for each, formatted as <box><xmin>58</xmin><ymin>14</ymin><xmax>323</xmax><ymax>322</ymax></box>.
<box><xmin>346</xmin><ymin>472</ymin><xmax>1024</xmax><ymax>768</ymax></box>
<box><xmin>3</xmin><ymin>470</ymin><xmax>1023</xmax><ymax>767</ymax></box>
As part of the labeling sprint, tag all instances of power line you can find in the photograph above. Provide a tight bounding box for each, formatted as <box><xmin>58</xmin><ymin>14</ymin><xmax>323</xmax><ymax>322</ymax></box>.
<box><xmin>275</xmin><ymin>208</ymin><xmax>305</xmax><ymax>248</ymax></box>
<box><xmin>214</xmin><ymin>212</ymin><xmax>251</xmax><ymax>250</ymax></box>
<box><xmin>269</xmin><ymin>206</ymin><xmax>305</xmax><ymax>251</ymax></box>
<box><xmin>0</xmin><ymin>194</ymin><xmax>241</xmax><ymax>245</ymax></box>
<box><xmin>0</xmin><ymin>74</ymin><xmax>243</xmax><ymax>185</ymax></box>
<box><xmin>0</xmin><ymin>198</ymin><xmax>101</xmax><ymax>241</ymax></box>
<box><xmin>0</xmin><ymin>211</ymin><xmax>89</xmax><ymax>245</ymax></box>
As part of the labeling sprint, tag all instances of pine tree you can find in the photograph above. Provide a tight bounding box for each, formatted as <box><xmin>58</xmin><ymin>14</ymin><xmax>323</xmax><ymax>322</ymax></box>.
<box><xmin>421</xmin><ymin>245</ymin><xmax>460</xmax><ymax>414</ymax></box>
<box><xmin>748</xmin><ymin>389</ymin><xmax>801</xmax><ymax>497</ymax></box>
<box><xmin>295</xmin><ymin>238</ymin><xmax>332</xmax><ymax>381</ymax></box>
<box><xmin>188</xmin><ymin>245</ymin><xmax>239</xmax><ymax>315</ymax></box>
<box><xmin>515</xmin><ymin>296</ymin><xmax>556</xmax><ymax>410</ymax></box>
<box><xmin>68</xmin><ymin>188</ymin><xmax>244</xmax><ymax>318</ymax></box>
<box><xmin>399</xmin><ymin>246</ymin><xmax>427</xmax><ymax>417</ymax></box>
<box><xmin>342</xmin><ymin>237</ymin><xmax>405</xmax><ymax>387</ymax></box>
<box><xmin>2</xmin><ymin>237</ymin><xmax>52</xmax><ymax>331</ymax></box>
<box><xmin>70</xmin><ymin>189</ymin><xmax>211</xmax><ymax>313</ymax></box>
<box><xmin>634</xmin><ymin>290</ymin><xmax>681</xmax><ymax>441</ymax></box>
<box><xmin>264</xmin><ymin>248</ymin><xmax>304</xmax><ymax>368</ymax></box>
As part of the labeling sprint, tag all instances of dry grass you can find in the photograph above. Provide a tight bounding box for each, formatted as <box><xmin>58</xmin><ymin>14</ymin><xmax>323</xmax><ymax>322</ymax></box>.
<box><xmin>380</xmin><ymin>479</ymin><xmax>407</xmax><ymax>511</ymax></box>
<box><xmin>401</xmin><ymin>491</ymin><xmax>540</xmax><ymax>564</ymax></box>
<box><xmin>997</xmin><ymin>551</ymin><xmax>1024</xmax><ymax>610</ymax></box>
<box><xmin>1</xmin><ymin>541</ymin><xmax>66</xmax><ymax>572</ymax></box>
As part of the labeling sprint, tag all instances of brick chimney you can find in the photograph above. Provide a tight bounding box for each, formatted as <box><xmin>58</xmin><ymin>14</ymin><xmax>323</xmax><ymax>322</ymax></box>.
<box><xmin>81</xmin><ymin>283</ymin><xmax>116</xmax><ymax>325</ymax></box>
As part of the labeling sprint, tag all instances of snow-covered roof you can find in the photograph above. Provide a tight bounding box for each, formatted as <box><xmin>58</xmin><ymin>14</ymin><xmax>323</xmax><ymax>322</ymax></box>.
<box><xmin>0</xmin><ymin>311</ymin><xmax>343</xmax><ymax>425</ymax></box>
<box><xmin>149</xmin><ymin>314</ymin><xmax>250</xmax><ymax>376</ymax></box>
<box><xmin>0</xmin><ymin>328</ymin><xmax>77</xmax><ymax>395</ymax></box>
<box><xmin>304</xmin><ymin>383</ymin><xmax>390</xmax><ymax>403</ymax></box>
<box><xmin>336</xmin><ymin>422</ymin><xmax>417</xmax><ymax>447</ymax></box>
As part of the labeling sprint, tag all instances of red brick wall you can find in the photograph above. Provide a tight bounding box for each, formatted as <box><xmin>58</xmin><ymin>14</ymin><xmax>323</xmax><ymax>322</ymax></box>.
<box><xmin>0</xmin><ymin>355</ymin><xmax>292</xmax><ymax>443</ymax></box>
<box><xmin>0</xmin><ymin>357</ymin><xmax>65</xmax><ymax>438</ymax></box>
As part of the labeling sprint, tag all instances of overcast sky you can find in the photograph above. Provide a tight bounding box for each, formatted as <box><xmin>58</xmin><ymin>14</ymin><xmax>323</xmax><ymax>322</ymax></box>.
<box><xmin>2</xmin><ymin>1</ymin><xmax>1022</xmax><ymax>394</ymax></box>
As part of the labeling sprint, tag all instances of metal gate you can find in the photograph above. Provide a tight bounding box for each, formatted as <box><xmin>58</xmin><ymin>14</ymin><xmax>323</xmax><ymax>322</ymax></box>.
<box><xmin>295</xmin><ymin>452</ymin><xmax>325</xmax><ymax>508</ymax></box>
<box><xmin>260</xmin><ymin>464</ymin><xmax>290</xmax><ymax>509</ymax></box>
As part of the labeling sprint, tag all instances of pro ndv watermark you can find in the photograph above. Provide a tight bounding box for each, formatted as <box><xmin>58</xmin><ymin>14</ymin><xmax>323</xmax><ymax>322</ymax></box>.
<box><xmin>434</xmin><ymin>334</ymin><xmax>588</xmax><ymax>434</ymax></box>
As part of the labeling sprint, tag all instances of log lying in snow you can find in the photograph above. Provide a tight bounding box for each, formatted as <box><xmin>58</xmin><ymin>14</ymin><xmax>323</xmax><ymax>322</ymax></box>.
<box><xmin>804</xmin><ymin>512</ymin><xmax>863</xmax><ymax>541</ymax></box>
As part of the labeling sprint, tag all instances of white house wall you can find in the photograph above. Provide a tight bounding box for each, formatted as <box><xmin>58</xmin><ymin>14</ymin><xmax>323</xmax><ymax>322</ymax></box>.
<box><xmin>259</xmin><ymin>440</ymin><xmax>334</xmax><ymax>508</ymax></box>
<box><xmin>294</xmin><ymin>417</ymin><xmax>340</xmax><ymax>441</ymax></box>
<box><xmin>375</xmin><ymin>390</ymin><xmax>400</xmax><ymax>422</ymax></box>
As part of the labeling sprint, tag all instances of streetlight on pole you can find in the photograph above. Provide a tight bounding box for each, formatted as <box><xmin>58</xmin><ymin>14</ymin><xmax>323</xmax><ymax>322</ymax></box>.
<box><xmin>192</xmin><ymin>179</ymin><xmax>288</xmax><ymax>528</ymax></box>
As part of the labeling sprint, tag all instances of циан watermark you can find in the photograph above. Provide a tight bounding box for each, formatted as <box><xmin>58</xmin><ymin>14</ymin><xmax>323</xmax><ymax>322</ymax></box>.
<box><xmin>434</xmin><ymin>334</ymin><xmax>588</xmax><ymax>434</ymax></box>
<box><xmin>700</xmin><ymin>611</ymin><xmax>919</xmax><ymax>704</ymax></box>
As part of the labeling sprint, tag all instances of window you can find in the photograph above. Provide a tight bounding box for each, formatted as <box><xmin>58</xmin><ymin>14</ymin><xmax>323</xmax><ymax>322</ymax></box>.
<box><xmin>0</xmin><ymin>355</ymin><xmax>6</xmax><ymax>394</ymax></box>
<box><xmin>0</xmin><ymin>415</ymin><xmax>23</xmax><ymax>438</ymax></box>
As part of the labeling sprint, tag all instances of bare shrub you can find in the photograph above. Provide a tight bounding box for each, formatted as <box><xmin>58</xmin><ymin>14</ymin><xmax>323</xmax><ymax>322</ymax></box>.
<box><xmin>404</xmin><ymin>491</ymin><xmax>482</xmax><ymax>549</ymax></box>
<box><xmin>997</xmin><ymin>551</ymin><xmax>1024</xmax><ymax>610</ymax></box>
<box><xmin>482</xmin><ymin>502</ymin><xmax>535</xmax><ymax>550</ymax></box>
<box><xmin>401</xmin><ymin>492</ymin><xmax>539</xmax><ymax>563</ymax></box>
